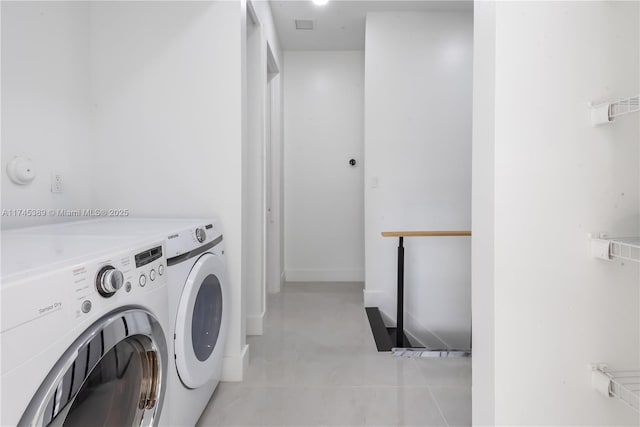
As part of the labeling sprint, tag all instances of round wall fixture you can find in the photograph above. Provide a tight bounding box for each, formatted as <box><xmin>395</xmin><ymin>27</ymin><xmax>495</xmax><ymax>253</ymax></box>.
<box><xmin>7</xmin><ymin>156</ymin><xmax>36</xmax><ymax>185</ymax></box>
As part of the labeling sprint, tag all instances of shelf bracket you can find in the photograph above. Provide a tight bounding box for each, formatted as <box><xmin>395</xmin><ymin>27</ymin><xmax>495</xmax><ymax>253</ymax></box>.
<box><xmin>590</xmin><ymin>364</ymin><xmax>640</xmax><ymax>413</ymax></box>
<box><xmin>591</xmin><ymin>238</ymin><xmax>611</xmax><ymax>261</ymax></box>
<box><xmin>590</xmin><ymin>94</ymin><xmax>640</xmax><ymax>126</ymax></box>
<box><xmin>590</xmin><ymin>235</ymin><xmax>640</xmax><ymax>264</ymax></box>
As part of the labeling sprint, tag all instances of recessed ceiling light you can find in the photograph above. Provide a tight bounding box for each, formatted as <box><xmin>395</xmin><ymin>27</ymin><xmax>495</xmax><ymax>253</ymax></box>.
<box><xmin>312</xmin><ymin>0</ymin><xmax>329</xmax><ymax>6</ymax></box>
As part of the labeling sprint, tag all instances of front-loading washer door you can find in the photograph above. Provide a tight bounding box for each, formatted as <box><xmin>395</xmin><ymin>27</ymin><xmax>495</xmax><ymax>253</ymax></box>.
<box><xmin>18</xmin><ymin>309</ymin><xmax>167</xmax><ymax>427</ymax></box>
<box><xmin>175</xmin><ymin>253</ymin><xmax>228</xmax><ymax>389</ymax></box>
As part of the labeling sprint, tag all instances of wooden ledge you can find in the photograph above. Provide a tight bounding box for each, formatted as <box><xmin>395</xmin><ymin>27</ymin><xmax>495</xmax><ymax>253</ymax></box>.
<box><xmin>381</xmin><ymin>231</ymin><xmax>471</xmax><ymax>237</ymax></box>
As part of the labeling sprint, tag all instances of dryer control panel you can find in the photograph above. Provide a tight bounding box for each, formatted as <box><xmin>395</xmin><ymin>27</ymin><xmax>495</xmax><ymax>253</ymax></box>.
<box><xmin>165</xmin><ymin>222</ymin><xmax>222</xmax><ymax>259</ymax></box>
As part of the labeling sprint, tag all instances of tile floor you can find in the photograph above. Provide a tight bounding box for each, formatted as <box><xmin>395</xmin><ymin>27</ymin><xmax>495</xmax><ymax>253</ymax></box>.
<box><xmin>197</xmin><ymin>282</ymin><xmax>471</xmax><ymax>427</ymax></box>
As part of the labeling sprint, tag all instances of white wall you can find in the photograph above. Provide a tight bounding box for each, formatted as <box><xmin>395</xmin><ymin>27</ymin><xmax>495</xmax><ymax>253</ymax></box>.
<box><xmin>2</xmin><ymin>0</ymin><xmax>282</xmax><ymax>380</ymax></box>
<box><xmin>364</xmin><ymin>12</ymin><xmax>473</xmax><ymax>350</ymax></box>
<box><xmin>471</xmin><ymin>1</ymin><xmax>495</xmax><ymax>425</ymax></box>
<box><xmin>474</xmin><ymin>2</ymin><xmax>640</xmax><ymax>424</ymax></box>
<box><xmin>244</xmin><ymin>5</ymin><xmax>266</xmax><ymax>335</ymax></box>
<box><xmin>284</xmin><ymin>50</ymin><xmax>365</xmax><ymax>282</ymax></box>
<box><xmin>250</xmin><ymin>1</ymin><xmax>285</xmax><ymax>296</ymax></box>
<box><xmin>244</xmin><ymin>0</ymin><xmax>284</xmax><ymax>335</ymax></box>
<box><xmin>1</xmin><ymin>2</ymin><xmax>92</xmax><ymax>229</ymax></box>
<box><xmin>89</xmin><ymin>1</ymin><xmax>248</xmax><ymax>380</ymax></box>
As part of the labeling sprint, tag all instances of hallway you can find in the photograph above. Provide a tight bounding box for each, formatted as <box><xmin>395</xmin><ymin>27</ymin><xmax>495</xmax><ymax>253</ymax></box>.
<box><xmin>198</xmin><ymin>282</ymin><xmax>471</xmax><ymax>426</ymax></box>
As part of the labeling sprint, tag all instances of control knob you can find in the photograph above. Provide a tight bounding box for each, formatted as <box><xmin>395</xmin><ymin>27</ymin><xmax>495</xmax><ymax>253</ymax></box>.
<box><xmin>96</xmin><ymin>265</ymin><xmax>124</xmax><ymax>297</ymax></box>
<box><xmin>195</xmin><ymin>228</ymin><xmax>206</xmax><ymax>243</ymax></box>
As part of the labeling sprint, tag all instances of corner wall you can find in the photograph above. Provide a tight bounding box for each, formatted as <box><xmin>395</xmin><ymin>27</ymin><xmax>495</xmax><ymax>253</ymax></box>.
<box><xmin>1</xmin><ymin>2</ymin><xmax>92</xmax><ymax>229</ymax></box>
<box><xmin>89</xmin><ymin>1</ymin><xmax>247</xmax><ymax>380</ymax></box>
<box><xmin>474</xmin><ymin>2</ymin><xmax>640</xmax><ymax>424</ymax></box>
<box><xmin>364</xmin><ymin>12</ymin><xmax>473</xmax><ymax>349</ymax></box>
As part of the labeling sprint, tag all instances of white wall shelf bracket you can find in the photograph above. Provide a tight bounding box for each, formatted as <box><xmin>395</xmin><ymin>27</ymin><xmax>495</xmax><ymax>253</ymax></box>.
<box><xmin>591</xmin><ymin>236</ymin><xmax>640</xmax><ymax>263</ymax></box>
<box><xmin>590</xmin><ymin>94</ymin><xmax>640</xmax><ymax>126</ymax></box>
<box><xmin>591</xmin><ymin>364</ymin><xmax>640</xmax><ymax>413</ymax></box>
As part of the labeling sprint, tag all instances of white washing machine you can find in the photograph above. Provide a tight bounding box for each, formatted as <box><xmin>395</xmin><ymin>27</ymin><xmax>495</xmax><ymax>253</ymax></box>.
<box><xmin>1</xmin><ymin>231</ymin><xmax>172</xmax><ymax>427</ymax></box>
<box><xmin>11</xmin><ymin>218</ymin><xmax>231</xmax><ymax>426</ymax></box>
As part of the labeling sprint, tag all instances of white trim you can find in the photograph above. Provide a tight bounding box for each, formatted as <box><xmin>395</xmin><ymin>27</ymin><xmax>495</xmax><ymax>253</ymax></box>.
<box><xmin>246</xmin><ymin>0</ymin><xmax>259</xmax><ymax>27</ymax></box>
<box><xmin>246</xmin><ymin>311</ymin><xmax>264</xmax><ymax>336</ymax></box>
<box><xmin>221</xmin><ymin>344</ymin><xmax>249</xmax><ymax>382</ymax></box>
<box><xmin>285</xmin><ymin>268</ymin><xmax>364</xmax><ymax>282</ymax></box>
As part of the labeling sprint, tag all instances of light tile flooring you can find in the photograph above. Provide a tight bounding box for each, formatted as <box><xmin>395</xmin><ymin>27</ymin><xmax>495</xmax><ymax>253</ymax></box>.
<box><xmin>198</xmin><ymin>282</ymin><xmax>471</xmax><ymax>427</ymax></box>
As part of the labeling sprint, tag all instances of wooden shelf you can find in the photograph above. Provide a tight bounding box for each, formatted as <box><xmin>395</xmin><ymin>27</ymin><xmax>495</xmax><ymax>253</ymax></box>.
<box><xmin>381</xmin><ymin>231</ymin><xmax>471</xmax><ymax>238</ymax></box>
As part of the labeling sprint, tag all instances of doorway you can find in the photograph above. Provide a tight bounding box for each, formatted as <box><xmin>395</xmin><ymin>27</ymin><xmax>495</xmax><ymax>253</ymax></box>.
<box><xmin>245</xmin><ymin>1</ymin><xmax>283</xmax><ymax>337</ymax></box>
<box><xmin>245</xmin><ymin>0</ymin><xmax>265</xmax><ymax>335</ymax></box>
<box><xmin>265</xmin><ymin>44</ymin><xmax>281</xmax><ymax>295</ymax></box>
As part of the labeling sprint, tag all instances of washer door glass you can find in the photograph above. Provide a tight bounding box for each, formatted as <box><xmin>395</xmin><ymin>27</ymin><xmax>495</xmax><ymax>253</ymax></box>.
<box><xmin>19</xmin><ymin>310</ymin><xmax>167</xmax><ymax>427</ymax></box>
<box><xmin>174</xmin><ymin>253</ymin><xmax>229</xmax><ymax>389</ymax></box>
<box><xmin>63</xmin><ymin>336</ymin><xmax>153</xmax><ymax>426</ymax></box>
<box><xmin>191</xmin><ymin>274</ymin><xmax>223</xmax><ymax>362</ymax></box>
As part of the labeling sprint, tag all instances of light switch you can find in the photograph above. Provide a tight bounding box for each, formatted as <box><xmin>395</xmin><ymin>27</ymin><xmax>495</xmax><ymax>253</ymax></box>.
<box><xmin>371</xmin><ymin>176</ymin><xmax>379</xmax><ymax>188</ymax></box>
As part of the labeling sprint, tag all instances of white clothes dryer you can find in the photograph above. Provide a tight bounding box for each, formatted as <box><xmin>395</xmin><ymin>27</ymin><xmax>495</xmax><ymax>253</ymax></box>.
<box><xmin>1</xmin><ymin>232</ymin><xmax>172</xmax><ymax>427</ymax></box>
<box><xmin>163</xmin><ymin>221</ymin><xmax>229</xmax><ymax>427</ymax></box>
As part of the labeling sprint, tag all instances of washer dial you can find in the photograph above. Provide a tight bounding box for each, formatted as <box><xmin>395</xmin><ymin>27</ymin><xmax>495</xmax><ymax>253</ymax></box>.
<box><xmin>195</xmin><ymin>228</ymin><xmax>206</xmax><ymax>243</ymax></box>
<box><xmin>96</xmin><ymin>266</ymin><xmax>124</xmax><ymax>297</ymax></box>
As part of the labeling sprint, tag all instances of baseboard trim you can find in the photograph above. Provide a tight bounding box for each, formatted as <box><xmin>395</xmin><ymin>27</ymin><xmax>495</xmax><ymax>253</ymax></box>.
<box><xmin>246</xmin><ymin>311</ymin><xmax>264</xmax><ymax>336</ymax></box>
<box><xmin>285</xmin><ymin>269</ymin><xmax>364</xmax><ymax>282</ymax></box>
<box><xmin>221</xmin><ymin>344</ymin><xmax>249</xmax><ymax>382</ymax></box>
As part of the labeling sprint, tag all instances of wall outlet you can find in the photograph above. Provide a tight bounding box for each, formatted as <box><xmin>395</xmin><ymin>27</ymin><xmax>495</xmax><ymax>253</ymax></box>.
<box><xmin>51</xmin><ymin>172</ymin><xmax>63</xmax><ymax>193</ymax></box>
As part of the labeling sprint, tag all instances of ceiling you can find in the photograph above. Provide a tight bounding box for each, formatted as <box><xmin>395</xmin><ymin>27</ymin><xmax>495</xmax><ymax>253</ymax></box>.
<box><xmin>269</xmin><ymin>0</ymin><xmax>473</xmax><ymax>51</ymax></box>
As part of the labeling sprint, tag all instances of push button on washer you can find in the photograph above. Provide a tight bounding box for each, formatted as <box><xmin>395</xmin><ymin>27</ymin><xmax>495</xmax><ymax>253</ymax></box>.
<box><xmin>158</xmin><ymin>265</ymin><xmax>165</xmax><ymax>276</ymax></box>
<box><xmin>81</xmin><ymin>300</ymin><xmax>92</xmax><ymax>313</ymax></box>
<box><xmin>139</xmin><ymin>274</ymin><xmax>147</xmax><ymax>287</ymax></box>
<box><xmin>150</xmin><ymin>269</ymin><xmax>156</xmax><ymax>281</ymax></box>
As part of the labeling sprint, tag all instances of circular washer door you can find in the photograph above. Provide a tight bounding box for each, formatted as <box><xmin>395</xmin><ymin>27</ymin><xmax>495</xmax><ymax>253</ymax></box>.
<box><xmin>174</xmin><ymin>253</ymin><xmax>229</xmax><ymax>389</ymax></box>
<box><xmin>19</xmin><ymin>309</ymin><xmax>167</xmax><ymax>427</ymax></box>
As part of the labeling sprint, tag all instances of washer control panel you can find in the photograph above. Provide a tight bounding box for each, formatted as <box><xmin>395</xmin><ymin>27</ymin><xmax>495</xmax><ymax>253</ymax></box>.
<box><xmin>96</xmin><ymin>265</ymin><xmax>124</xmax><ymax>297</ymax></box>
<box><xmin>71</xmin><ymin>241</ymin><xmax>167</xmax><ymax>319</ymax></box>
<box><xmin>0</xmin><ymin>240</ymin><xmax>168</xmax><ymax>334</ymax></box>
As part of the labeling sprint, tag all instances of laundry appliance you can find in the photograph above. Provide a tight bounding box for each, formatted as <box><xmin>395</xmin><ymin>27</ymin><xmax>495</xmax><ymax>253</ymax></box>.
<box><xmin>1</xmin><ymin>231</ymin><xmax>172</xmax><ymax>427</ymax></box>
<box><xmin>10</xmin><ymin>218</ymin><xmax>231</xmax><ymax>426</ymax></box>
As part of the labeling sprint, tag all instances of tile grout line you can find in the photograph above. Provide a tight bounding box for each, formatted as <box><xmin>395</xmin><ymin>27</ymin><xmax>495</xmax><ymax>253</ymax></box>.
<box><xmin>203</xmin><ymin>284</ymin><xmax>470</xmax><ymax>426</ymax></box>
<box><xmin>427</xmin><ymin>386</ymin><xmax>450</xmax><ymax>427</ymax></box>
<box><xmin>222</xmin><ymin>384</ymin><xmax>450</xmax><ymax>389</ymax></box>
